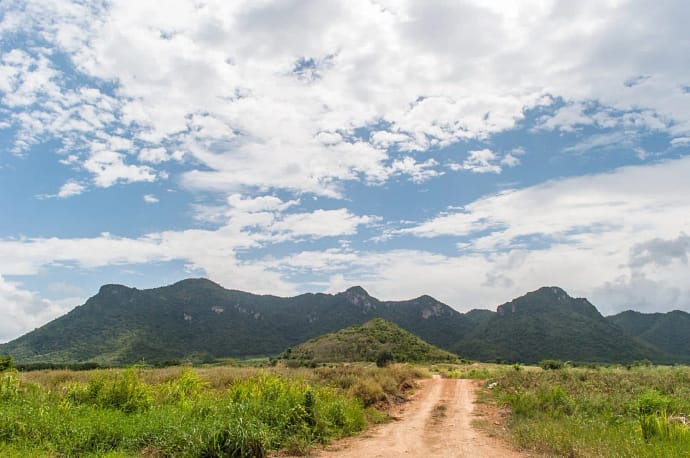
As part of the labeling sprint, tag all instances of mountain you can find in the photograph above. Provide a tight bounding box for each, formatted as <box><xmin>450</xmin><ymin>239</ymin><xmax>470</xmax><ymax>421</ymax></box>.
<box><xmin>452</xmin><ymin>286</ymin><xmax>669</xmax><ymax>364</ymax></box>
<box><xmin>280</xmin><ymin>318</ymin><xmax>458</xmax><ymax>365</ymax></box>
<box><xmin>0</xmin><ymin>279</ymin><xmax>476</xmax><ymax>365</ymax></box>
<box><xmin>607</xmin><ymin>310</ymin><xmax>690</xmax><ymax>362</ymax></box>
<box><xmin>2</xmin><ymin>279</ymin><xmax>687</xmax><ymax>366</ymax></box>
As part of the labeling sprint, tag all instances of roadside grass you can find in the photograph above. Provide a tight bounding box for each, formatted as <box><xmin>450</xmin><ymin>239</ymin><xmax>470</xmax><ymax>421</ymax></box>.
<box><xmin>1</xmin><ymin>362</ymin><xmax>423</xmax><ymax>456</ymax></box>
<box><xmin>486</xmin><ymin>364</ymin><xmax>690</xmax><ymax>457</ymax></box>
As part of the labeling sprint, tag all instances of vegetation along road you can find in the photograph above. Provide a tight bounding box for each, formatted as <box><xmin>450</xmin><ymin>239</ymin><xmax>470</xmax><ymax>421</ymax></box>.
<box><xmin>316</xmin><ymin>375</ymin><xmax>524</xmax><ymax>458</ymax></box>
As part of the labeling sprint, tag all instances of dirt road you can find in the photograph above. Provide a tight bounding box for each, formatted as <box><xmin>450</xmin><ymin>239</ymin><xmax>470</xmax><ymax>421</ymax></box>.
<box><xmin>316</xmin><ymin>376</ymin><xmax>525</xmax><ymax>458</ymax></box>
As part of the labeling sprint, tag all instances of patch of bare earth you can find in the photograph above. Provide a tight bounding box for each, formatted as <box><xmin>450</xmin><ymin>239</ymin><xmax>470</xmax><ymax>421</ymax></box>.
<box><xmin>312</xmin><ymin>375</ymin><xmax>526</xmax><ymax>458</ymax></box>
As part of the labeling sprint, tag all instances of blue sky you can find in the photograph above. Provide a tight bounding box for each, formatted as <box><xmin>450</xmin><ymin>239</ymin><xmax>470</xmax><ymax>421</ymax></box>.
<box><xmin>1</xmin><ymin>0</ymin><xmax>690</xmax><ymax>342</ymax></box>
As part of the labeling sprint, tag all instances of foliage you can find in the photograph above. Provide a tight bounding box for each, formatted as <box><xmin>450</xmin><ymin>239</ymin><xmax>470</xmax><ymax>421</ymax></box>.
<box><xmin>0</xmin><ymin>363</ymin><xmax>422</xmax><ymax>456</ymax></box>
<box><xmin>539</xmin><ymin>359</ymin><xmax>565</xmax><ymax>370</ymax></box>
<box><xmin>376</xmin><ymin>351</ymin><xmax>394</xmax><ymax>367</ymax></box>
<box><xmin>490</xmin><ymin>364</ymin><xmax>690</xmax><ymax>456</ymax></box>
<box><xmin>67</xmin><ymin>367</ymin><xmax>153</xmax><ymax>412</ymax></box>
<box><xmin>0</xmin><ymin>354</ymin><xmax>14</xmax><ymax>371</ymax></box>
<box><xmin>639</xmin><ymin>411</ymin><xmax>690</xmax><ymax>442</ymax></box>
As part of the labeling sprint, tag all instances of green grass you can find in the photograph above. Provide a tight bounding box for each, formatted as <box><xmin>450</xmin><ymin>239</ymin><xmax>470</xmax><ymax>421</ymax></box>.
<box><xmin>487</xmin><ymin>365</ymin><xmax>690</xmax><ymax>457</ymax></box>
<box><xmin>0</xmin><ymin>363</ymin><xmax>424</xmax><ymax>456</ymax></box>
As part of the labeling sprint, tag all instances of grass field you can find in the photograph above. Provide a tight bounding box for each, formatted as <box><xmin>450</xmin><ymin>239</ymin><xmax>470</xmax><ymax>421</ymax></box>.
<box><xmin>486</xmin><ymin>364</ymin><xmax>690</xmax><ymax>457</ymax></box>
<box><xmin>5</xmin><ymin>361</ymin><xmax>690</xmax><ymax>457</ymax></box>
<box><xmin>0</xmin><ymin>363</ymin><xmax>426</xmax><ymax>457</ymax></box>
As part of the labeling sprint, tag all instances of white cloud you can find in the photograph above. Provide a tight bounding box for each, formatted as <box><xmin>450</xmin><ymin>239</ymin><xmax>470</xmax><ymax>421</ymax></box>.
<box><xmin>143</xmin><ymin>194</ymin><xmax>159</xmax><ymax>203</ymax></box>
<box><xmin>500</xmin><ymin>153</ymin><xmax>521</xmax><ymax>167</ymax></box>
<box><xmin>84</xmin><ymin>150</ymin><xmax>157</xmax><ymax>187</ymax></box>
<box><xmin>0</xmin><ymin>204</ymin><xmax>376</xmax><ymax>286</ymax></box>
<box><xmin>539</xmin><ymin>102</ymin><xmax>593</xmax><ymax>132</ymax></box>
<box><xmin>456</xmin><ymin>149</ymin><xmax>502</xmax><ymax>174</ymax></box>
<box><xmin>671</xmin><ymin>137</ymin><xmax>690</xmax><ymax>147</ymax></box>
<box><xmin>386</xmin><ymin>156</ymin><xmax>690</xmax><ymax>311</ymax></box>
<box><xmin>4</xmin><ymin>0</ymin><xmax>688</xmax><ymax>196</ymax></box>
<box><xmin>269</xmin><ymin>209</ymin><xmax>376</xmax><ymax>239</ymax></box>
<box><xmin>389</xmin><ymin>157</ymin><xmax>442</xmax><ymax>183</ymax></box>
<box><xmin>0</xmin><ymin>275</ymin><xmax>79</xmax><ymax>343</ymax></box>
<box><xmin>57</xmin><ymin>180</ymin><xmax>86</xmax><ymax>198</ymax></box>
<box><xmin>138</xmin><ymin>147</ymin><xmax>170</xmax><ymax>164</ymax></box>
<box><xmin>227</xmin><ymin>194</ymin><xmax>299</xmax><ymax>213</ymax></box>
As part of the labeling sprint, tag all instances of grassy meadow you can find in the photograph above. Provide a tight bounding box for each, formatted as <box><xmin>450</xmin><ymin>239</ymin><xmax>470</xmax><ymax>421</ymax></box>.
<box><xmin>0</xmin><ymin>363</ymin><xmax>427</xmax><ymax>457</ymax></box>
<box><xmin>485</xmin><ymin>363</ymin><xmax>690</xmax><ymax>457</ymax></box>
<box><xmin>4</xmin><ymin>360</ymin><xmax>690</xmax><ymax>457</ymax></box>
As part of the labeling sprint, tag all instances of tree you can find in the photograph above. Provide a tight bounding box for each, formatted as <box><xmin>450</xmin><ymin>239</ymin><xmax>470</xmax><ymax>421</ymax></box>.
<box><xmin>0</xmin><ymin>354</ymin><xmax>14</xmax><ymax>371</ymax></box>
<box><xmin>376</xmin><ymin>351</ymin><xmax>394</xmax><ymax>367</ymax></box>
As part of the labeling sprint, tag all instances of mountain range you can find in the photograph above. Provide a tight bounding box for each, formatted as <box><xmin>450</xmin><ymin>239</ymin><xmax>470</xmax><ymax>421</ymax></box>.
<box><xmin>0</xmin><ymin>278</ymin><xmax>688</xmax><ymax>365</ymax></box>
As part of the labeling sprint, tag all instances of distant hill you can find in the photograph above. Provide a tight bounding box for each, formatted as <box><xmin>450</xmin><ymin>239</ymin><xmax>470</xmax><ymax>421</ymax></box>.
<box><xmin>452</xmin><ymin>287</ymin><xmax>669</xmax><ymax>364</ymax></box>
<box><xmin>607</xmin><ymin>310</ymin><xmax>690</xmax><ymax>363</ymax></box>
<box><xmin>0</xmin><ymin>279</ymin><xmax>476</xmax><ymax>365</ymax></box>
<box><xmin>279</xmin><ymin>318</ymin><xmax>458</xmax><ymax>365</ymax></box>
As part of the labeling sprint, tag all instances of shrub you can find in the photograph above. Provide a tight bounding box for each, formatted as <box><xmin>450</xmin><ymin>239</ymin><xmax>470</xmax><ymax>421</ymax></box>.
<box><xmin>640</xmin><ymin>411</ymin><xmax>690</xmax><ymax>442</ymax></box>
<box><xmin>200</xmin><ymin>418</ymin><xmax>268</xmax><ymax>458</ymax></box>
<box><xmin>68</xmin><ymin>368</ymin><xmax>153</xmax><ymax>413</ymax></box>
<box><xmin>350</xmin><ymin>378</ymin><xmax>386</xmax><ymax>407</ymax></box>
<box><xmin>0</xmin><ymin>371</ymin><xmax>20</xmax><ymax>400</ymax></box>
<box><xmin>164</xmin><ymin>367</ymin><xmax>208</xmax><ymax>404</ymax></box>
<box><xmin>636</xmin><ymin>389</ymin><xmax>673</xmax><ymax>415</ymax></box>
<box><xmin>539</xmin><ymin>359</ymin><xmax>565</xmax><ymax>370</ymax></box>
<box><xmin>0</xmin><ymin>355</ymin><xmax>14</xmax><ymax>372</ymax></box>
<box><xmin>375</xmin><ymin>351</ymin><xmax>394</xmax><ymax>368</ymax></box>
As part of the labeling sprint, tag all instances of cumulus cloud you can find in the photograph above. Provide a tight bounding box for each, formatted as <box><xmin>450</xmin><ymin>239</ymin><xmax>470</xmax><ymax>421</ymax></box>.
<box><xmin>388</xmin><ymin>157</ymin><xmax>442</xmax><ymax>183</ymax></box>
<box><xmin>630</xmin><ymin>233</ymin><xmax>690</xmax><ymax>268</ymax></box>
<box><xmin>3</xmin><ymin>0</ymin><xmax>689</xmax><ymax>196</ymax></box>
<box><xmin>138</xmin><ymin>147</ymin><xmax>170</xmax><ymax>164</ymax></box>
<box><xmin>57</xmin><ymin>180</ymin><xmax>86</xmax><ymax>198</ymax></box>
<box><xmin>268</xmin><ymin>209</ymin><xmax>377</xmax><ymax>240</ymax></box>
<box><xmin>84</xmin><ymin>150</ymin><xmax>157</xmax><ymax>187</ymax></box>
<box><xmin>0</xmin><ymin>275</ymin><xmax>79</xmax><ymax>343</ymax></box>
<box><xmin>457</xmin><ymin>149</ymin><xmax>502</xmax><ymax>174</ymax></box>
<box><xmin>143</xmin><ymin>194</ymin><xmax>159</xmax><ymax>203</ymax></box>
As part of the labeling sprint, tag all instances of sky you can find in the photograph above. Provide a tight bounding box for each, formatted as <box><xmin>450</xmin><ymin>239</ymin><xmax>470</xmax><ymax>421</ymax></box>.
<box><xmin>1</xmin><ymin>0</ymin><xmax>690</xmax><ymax>342</ymax></box>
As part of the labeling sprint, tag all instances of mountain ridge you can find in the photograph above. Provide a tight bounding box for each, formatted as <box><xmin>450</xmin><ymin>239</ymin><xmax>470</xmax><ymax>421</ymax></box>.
<box><xmin>1</xmin><ymin>279</ymin><xmax>688</xmax><ymax>365</ymax></box>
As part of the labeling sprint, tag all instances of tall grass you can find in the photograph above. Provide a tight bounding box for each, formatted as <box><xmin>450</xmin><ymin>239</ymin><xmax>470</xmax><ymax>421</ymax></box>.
<box><xmin>1</xmin><ymin>363</ymin><xmax>419</xmax><ymax>456</ymax></box>
<box><xmin>488</xmin><ymin>365</ymin><xmax>690</xmax><ymax>457</ymax></box>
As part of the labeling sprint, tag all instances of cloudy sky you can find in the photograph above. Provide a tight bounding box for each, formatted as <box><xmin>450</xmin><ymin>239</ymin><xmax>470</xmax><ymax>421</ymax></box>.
<box><xmin>1</xmin><ymin>0</ymin><xmax>690</xmax><ymax>342</ymax></box>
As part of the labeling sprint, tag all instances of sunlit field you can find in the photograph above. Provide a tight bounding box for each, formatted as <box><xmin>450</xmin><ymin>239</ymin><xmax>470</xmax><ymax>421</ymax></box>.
<box><xmin>0</xmin><ymin>363</ymin><xmax>426</xmax><ymax>457</ymax></box>
<box><xmin>485</xmin><ymin>363</ymin><xmax>690</xmax><ymax>457</ymax></box>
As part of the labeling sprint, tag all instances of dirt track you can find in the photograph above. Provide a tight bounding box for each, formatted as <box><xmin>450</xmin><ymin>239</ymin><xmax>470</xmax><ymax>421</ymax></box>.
<box><xmin>316</xmin><ymin>376</ymin><xmax>525</xmax><ymax>458</ymax></box>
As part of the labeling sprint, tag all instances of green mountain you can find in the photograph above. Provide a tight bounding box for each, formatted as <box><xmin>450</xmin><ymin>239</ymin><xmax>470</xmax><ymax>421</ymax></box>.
<box><xmin>279</xmin><ymin>318</ymin><xmax>458</xmax><ymax>365</ymax></box>
<box><xmin>607</xmin><ymin>310</ymin><xmax>690</xmax><ymax>362</ymax></box>
<box><xmin>0</xmin><ymin>279</ymin><xmax>475</xmax><ymax>365</ymax></box>
<box><xmin>452</xmin><ymin>286</ymin><xmax>669</xmax><ymax>364</ymax></box>
<box><xmin>2</xmin><ymin>279</ymin><xmax>687</xmax><ymax>366</ymax></box>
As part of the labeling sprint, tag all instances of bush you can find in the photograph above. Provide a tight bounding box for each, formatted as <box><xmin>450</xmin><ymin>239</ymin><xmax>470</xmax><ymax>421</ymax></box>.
<box><xmin>640</xmin><ymin>411</ymin><xmax>690</xmax><ymax>442</ymax></box>
<box><xmin>376</xmin><ymin>351</ymin><xmax>394</xmax><ymax>368</ymax></box>
<box><xmin>539</xmin><ymin>359</ymin><xmax>565</xmax><ymax>370</ymax></box>
<box><xmin>0</xmin><ymin>355</ymin><xmax>14</xmax><ymax>372</ymax></box>
<box><xmin>68</xmin><ymin>367</ymin><xmax>153</xmax><ymax>412</ymax></box>
<box><xmin>636</xmin><ymin>389</ymin><xmax>672</xmax><ymax>415</ymax></box>
<box><xmin>0</xmin><ymin>371</ymin><xmax>20</xmax><ymax>400</ymax></box>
